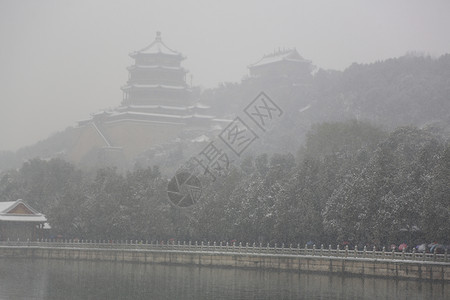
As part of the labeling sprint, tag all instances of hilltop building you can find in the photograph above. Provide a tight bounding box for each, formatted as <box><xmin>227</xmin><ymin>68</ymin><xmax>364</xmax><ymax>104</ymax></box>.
<box><xmin>248</xmin><ymin>48</ymin><xmax>312</xmax><ymax>81</ymax></box>
<box><xmin>71</xmin><ymin>32</ymin><xmax>223</xmax><ymax>168</ymax></box>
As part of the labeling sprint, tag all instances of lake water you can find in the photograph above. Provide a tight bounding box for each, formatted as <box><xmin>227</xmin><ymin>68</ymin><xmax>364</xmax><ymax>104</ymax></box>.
<box><xmin>0</xmin><ymin>258</ymin><xmax>448</xmax><ymax>299</ymax></box>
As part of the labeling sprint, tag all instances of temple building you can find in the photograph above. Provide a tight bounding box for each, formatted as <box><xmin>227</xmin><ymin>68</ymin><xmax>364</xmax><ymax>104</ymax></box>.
<box><xmin>248</xmin><ymin>48</ymin><xmax>312</xmax><ymax>82</ymax></box>
<box><xmin>0</xmin><ymin>199</ymin><xmax>48</xmax><ymax>241</ymax></box>
<box><xmin>71</xmin><ymin>32</ymin><xmax>223</xmax><ymax>168</ymax></box>
<box><xmin>122</xmin><ymin>31</ymin><xmax>190</xmax><ymax>107</ymax></box>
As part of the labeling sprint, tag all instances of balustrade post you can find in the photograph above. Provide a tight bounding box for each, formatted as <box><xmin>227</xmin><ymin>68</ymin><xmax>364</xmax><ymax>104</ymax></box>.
<box><xmin>239</xmin><ymin>242</ymin><xmax>242</xmax><ymax>253</ymax></box>
<box><xmin>433</xmin><ymin>248</ymin><xmax>437</xmax><ymax>261</ymax></box>
<box><xmin>382</xmin><ymin>246</ymin><xmax>385</xmax><ymax>259</ymax></box>
<box><xmin>372</xmin><ymin>246</ymin><xmax>376</xmax><ymax>258</ymax></box>
<box><xmin>402</xmin><ymin>248</ymin><xmax>405</xmax><ymax>260</ymax></box>
<box><xmin>445</xmin><ymin>249</ymin><xmax>448</xmax><ymax>262</ymax></box>
<box><xmin>336</xmin><ymin>245</ymin><xmax>340</xmax><ymax>257</ymax></box>
<box><xmin>354</xmin><ymin>245</ymin><xmax>358</xmax><ymax>258</ymax></box>
<box><xmin>328</xmin><ymin>245</ymin><xmax>332</xmax><ymax>256</ymax></box>
<box><xmin>281</xmin><ymin>243</ymin><xmax>284</xmax><ymax>253</ymax></box>
<box><xmin>412</xmin><ymin>248</ymin><xmax>416</xmax><ymax>260</ymax></box>
<box><xmin>320</xmin><ymin>244</ymin><xmax>324</xmax><ymax>256</ymax></box>
<box><xmin>345</xmin><ymin>245</ymin><xmax>348</xmax><ymax>258</ymax></box>
<box><xmin>312</xmin><ymin>244</ymin><xmax>316</xmax><ymax>256</ymax></box>
<box><xmin>363</xmin><ymin>246</ymin><xmax>367</xmax><ymax>258</ymax></box>
<box><xmin>274</xmin><ymin>243</ymin><xmax>277</xmax><ymax>254</ymax></box>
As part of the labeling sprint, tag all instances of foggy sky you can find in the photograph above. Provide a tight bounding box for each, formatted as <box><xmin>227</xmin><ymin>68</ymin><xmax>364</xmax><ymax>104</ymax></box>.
<box><xmin>1</xmin><ymin>0</ymin><xmax>450</xmax><ymax>151</ymax></box>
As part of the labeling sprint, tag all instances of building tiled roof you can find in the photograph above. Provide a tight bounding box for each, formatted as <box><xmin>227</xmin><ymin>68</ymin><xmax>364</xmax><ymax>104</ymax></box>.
<box><xmin>130</xmin><ymin>32</ymin><xmax>182</xmax><ymax>57</ymax></box>
<box><xmin>0</xmin><ymin>199</ymin><xmax>47</xmax><ymax>222</ymax></box>
<box><xmin>248</xmin><ymin>48</ymin><xmax>308</xmax><ymax>68</ymax></box>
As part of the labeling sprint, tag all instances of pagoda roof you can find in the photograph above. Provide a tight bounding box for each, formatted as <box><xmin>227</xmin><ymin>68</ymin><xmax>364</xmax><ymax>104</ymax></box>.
<box><xmin>130</xmin><ymin>32</ymin><xmax>184</xmax><ymax>58</ymax></box>
<box><xmin>0</xmin><ymin>199</ymin><xmax>47</xmax><ymax>222</ymax></box>
<box><xmin>127</xmin><ymin>65</ymin><xmax>186</xmax><ymax>72</ymax></box>
<box><xmin>248</xmin><ymin>48</ymin><xmax>309</xmax><ymax>69</ymax></box>
<box><xmin>117</xmin><ymin>103</ymin><xmax>210</xmax><ymax>111</ymax></box>
<box><xmin>121</xmin><ymin>83</ymin><xmax>187</xmax><ymax>91</ymax></box>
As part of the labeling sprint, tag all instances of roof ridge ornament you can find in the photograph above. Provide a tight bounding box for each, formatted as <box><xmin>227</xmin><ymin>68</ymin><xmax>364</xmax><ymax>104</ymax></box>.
<box><xmin>156</xmin><ymin>31</ymin><xmax>162</xmax><ymax>42</ymax></box>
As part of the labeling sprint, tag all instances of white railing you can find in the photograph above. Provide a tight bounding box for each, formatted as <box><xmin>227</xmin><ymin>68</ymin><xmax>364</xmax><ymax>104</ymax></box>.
<box><xmin>0</xmin><ymin>239</ymin><xmax>448</xmax><ymax>263</ymax></box>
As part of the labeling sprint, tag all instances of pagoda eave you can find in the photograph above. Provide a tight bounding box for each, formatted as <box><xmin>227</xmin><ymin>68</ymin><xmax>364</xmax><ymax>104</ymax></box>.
<box><xmin>126</xmin><ymin>65</ymin><xmax>187</xmax><ymax>72</ymax></box>
<box><xmin>121</xmin><ymin>84</ymin><xmax>188</xmax><ymax>91</ymax></box>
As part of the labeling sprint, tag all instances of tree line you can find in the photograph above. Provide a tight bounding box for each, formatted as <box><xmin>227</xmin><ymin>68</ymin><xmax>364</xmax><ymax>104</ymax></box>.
<box><xmin>0</xmin><ymin>121</ymin><xmax>448</xmax><ymax>247</ymax></box>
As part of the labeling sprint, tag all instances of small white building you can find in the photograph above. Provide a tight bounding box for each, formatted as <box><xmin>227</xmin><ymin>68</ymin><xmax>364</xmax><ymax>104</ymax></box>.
<box><xmin>0</xmin><ymin>199</ymin><xmax>47</xmax><ymax>241</ymax></box>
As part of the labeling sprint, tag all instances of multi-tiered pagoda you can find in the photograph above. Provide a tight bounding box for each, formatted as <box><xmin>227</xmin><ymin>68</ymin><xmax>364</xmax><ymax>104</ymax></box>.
<box><xmin>73</xmin><ymin>32</ymin><xmax>221</xmax><ymax>168</ymax></box>
<box><xmin>107</xmin><ymin>31</ymin><xmax>212</xmax><ymax>125</ymax></box>
<box><xmin>122</xmin><ymin>31</ymin><xmax>189</xmax><ymax>107</ymax></box>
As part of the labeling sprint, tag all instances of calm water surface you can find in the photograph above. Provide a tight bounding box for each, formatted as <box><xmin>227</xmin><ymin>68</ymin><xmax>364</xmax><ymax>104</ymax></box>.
<box><xmin>0</xmin><ymin>258</ymin><xmax>448</xmax><ymax>299</ymax></box>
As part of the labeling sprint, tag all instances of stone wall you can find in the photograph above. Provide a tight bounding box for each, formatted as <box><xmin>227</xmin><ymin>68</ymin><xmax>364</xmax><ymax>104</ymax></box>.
<box><xmin>0</xmin><ymin>246</ymin><xmax>448</xmax><ymax>281</ymax></box>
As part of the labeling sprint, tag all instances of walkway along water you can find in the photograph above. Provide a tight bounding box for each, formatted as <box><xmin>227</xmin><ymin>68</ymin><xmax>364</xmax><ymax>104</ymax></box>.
<box><xmin>0</xmin><ymin>240</ymin><xmax>448</xmax><ymax>281</ymax></box>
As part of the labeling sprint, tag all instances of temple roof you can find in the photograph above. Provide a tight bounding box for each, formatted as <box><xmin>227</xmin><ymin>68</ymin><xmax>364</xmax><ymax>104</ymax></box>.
<box><xmin>121</xmin><ymin>84</ymin><xmax>186</xmax><ymax>90</ymax></box>
<box><xmin>130</xmin><ymin>32</ymin><xmax>183</xmax><ymax>57</ymax></box>
<box><xmin>248</xmin><ymin>48</ymin><xmax>309</xmax><ymax>68</ymax></box>
<box><xmin>0</xmin><ymin>199</ymin><xmax>47</xmax><ymax>222</ymax></box>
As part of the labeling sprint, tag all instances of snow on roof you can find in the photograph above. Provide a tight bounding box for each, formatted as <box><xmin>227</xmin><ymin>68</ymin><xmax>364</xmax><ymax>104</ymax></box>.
<box><xmin>248</xmin><ymin>48</ymin><xmax>308</xmax><ymax>68</ymax></box>
<box><xmin>105</xmin><ymin>118</ymin><xmax>184</xmax><ymax>126</ymax></box>
<box><xmin>0</xmin><ymin>199</ymin><xmax>47</xmax><ymax>223</ymax></box>
<box><xmin>212</xmin><ymin>118</ymin><xmax>233</xmax><ymax>123</ymax></box>
<box><xmin>191</xmin><ymin>113</ymin><xmax>215</xmax><ymax>119</ymax></box>
<box><xmin>188</xmin><ymin>103</ymin><xmax>211</xmax><ymax>109</ymax></box>
<box><xmin>109</xmin><ymin>111</ymin><xmax>215</xmax><ymax>120</ymax></box>
<box><xmin>191</xmin><ymin>135</ymin><xmax>209</xmax><ymax>143</ymax></box>
<box><xmin>109</xmin><ymin>111</ymin><xmax>184</xmax><ymax>119</ymax></box>
<box><xmin>0</xmin><ymin>215</ymin><xmax>47</xmax><ymax>222</ymax></box>
<box><xmin>125</xmin><ymin>104</ymin><xmax>190</xmax><ymax>111</ymax></box>
<box><xmin>299</xmin><ymin>104</ymin><xmax>311</xmax><ymax>113</ymax></box>
<box><xmin>130</xmin><ymin>32</ymin><xmax>182</xmax><ymax>57</ymax></box>
<box><xmin>0</xmin><ymin>201</ymin><xmax>15</xmax><ymax>212</ymax></box>
<box><xmin>122</xmin><ymin>84</ymin><xmax>186</xmax><ymax>90</ymax></box>
<box><xmin>128</xmin><ymin>65</ymin><xmax>185</xmax><ymax>71</ymax></box>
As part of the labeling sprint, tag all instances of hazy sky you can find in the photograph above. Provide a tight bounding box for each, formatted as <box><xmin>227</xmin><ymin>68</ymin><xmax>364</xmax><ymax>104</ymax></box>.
<box><xmin>1</xmin><ymin>0</ymin><xmax>449</xmax><ymax>151</ymax></box>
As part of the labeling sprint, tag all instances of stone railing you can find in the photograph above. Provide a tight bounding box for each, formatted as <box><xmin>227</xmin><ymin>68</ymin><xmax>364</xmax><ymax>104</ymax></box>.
<box><xmin>1</xmin><ymin>239</ymin><xmax>448</xmax><ymax>263</ymax></box>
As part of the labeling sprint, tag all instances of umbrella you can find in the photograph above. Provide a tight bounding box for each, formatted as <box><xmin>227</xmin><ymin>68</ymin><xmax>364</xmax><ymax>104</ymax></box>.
<box><xmin>416</xmin><ymin>244</ymin><xmax>426</xmax><ymax>252</ymax></box>
<box><xmin>430</xmin><ymin>244</ymin><xmax>445</xmax><ymax>254</ymax></box>
<box><xmin>398</xmin><ymin>243</ymin><xmax>408</xmax><ymax>251</ymax></box>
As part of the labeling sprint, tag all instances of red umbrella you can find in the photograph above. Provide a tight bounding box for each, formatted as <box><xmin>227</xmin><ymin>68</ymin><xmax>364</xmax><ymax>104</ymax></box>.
<box><xmin>398</xmin><ymin>243</ymin><xmax>408</xmax><ymax>251</ymax></box>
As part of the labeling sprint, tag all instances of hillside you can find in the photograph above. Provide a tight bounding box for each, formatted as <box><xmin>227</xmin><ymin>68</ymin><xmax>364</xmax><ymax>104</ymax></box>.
<box><xmin>1</xmin><ymin>53</ymin><xmax>449</xmax><ymax>172</ymax></box>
